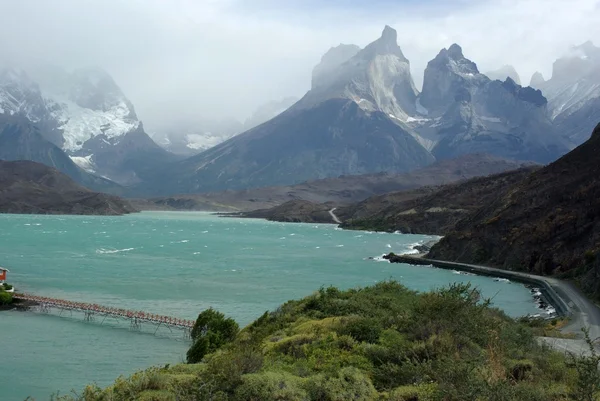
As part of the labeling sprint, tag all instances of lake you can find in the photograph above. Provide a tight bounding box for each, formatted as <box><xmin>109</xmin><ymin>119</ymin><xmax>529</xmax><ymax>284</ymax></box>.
<box><xmin>0</xmin><ymin>211</ymin><xmax>541</xmax><ymax>400</ymax></box>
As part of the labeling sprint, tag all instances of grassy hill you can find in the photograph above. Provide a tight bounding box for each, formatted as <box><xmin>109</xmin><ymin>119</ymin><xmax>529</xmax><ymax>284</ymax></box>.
<box><xmin>62</xmin><ymin>282</ymin><xmax>583</xmax><ymax>401</ymax></box>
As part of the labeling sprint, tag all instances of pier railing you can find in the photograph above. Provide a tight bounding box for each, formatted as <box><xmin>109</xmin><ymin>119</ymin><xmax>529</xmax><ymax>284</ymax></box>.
<box><xmin>14</xmin><ymin>293</ymin><xmax>194</xmax><ymax>337</ymax></box>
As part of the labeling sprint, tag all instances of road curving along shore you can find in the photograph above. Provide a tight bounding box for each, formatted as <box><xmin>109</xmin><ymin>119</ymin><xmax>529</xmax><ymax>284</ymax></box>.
<box><xmin>387</xmin><ymin>253</ymin><xmax>600</xmax><ymax>356</ymax></box>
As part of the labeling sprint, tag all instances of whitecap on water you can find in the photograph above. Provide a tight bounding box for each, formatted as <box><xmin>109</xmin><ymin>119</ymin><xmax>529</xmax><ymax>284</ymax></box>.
<box><xmin>336</xmin><ymin>245</ymin><xmax>344</xmax><ymax>248</ymax></box>
<box><xmin>193</xmin><ymin>252</ymin><xmax>201</xmax><ymax>255</ymax></box>
<box><xmin>453</xmin><ymin>270</ymin><xmax>475</xmax><ymax>276</ymax></box>
<box><xmin>386</xmin><ymin>244</ymin><xmax>392</xmax><ymax>248</ymax></box>
<box><xmin>96</xmin><ymin>248</ymin><xmax>135</xmax><ymax>254</ymax></box>
<box><xmin>493</xmin><ymin>278</ymin><xmax>511</xmax><ymax>283</ymax></box>
<box><xmin>202</xmin><ymin>231</ymin><xmax>209</xmax><ymax>234</ymax></box>
<box><xmin>371</xmin><ymin>254</ymin><xmax>389</xmax><ymax>263</ymax></box>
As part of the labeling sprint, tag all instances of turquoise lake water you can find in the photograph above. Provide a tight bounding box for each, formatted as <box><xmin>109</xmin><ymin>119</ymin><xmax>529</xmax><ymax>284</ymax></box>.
<box><xmin>0</xmin><ymin>211</ymin><xmax>541</xmax><ymax>400</ymax></box>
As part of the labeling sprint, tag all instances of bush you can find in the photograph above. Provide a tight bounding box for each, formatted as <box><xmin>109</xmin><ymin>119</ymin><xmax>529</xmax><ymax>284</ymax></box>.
<box><xmin>2</xmin><ymin>282</ymin><xmax>13</xmax><ymax>291</ymax></box>
<box><xmin>0</xmin><ymin>291</ymin><xmax>13</xmax><ymax>305</ymax></box>
<box><xmin>187</xmin><ymin>308</ymin><xmax>239</xmax><ymax>363</ymax></box>
<box><xmin>388</xmin><ymin>383</ymin><xmax>439</xmax><ymax>401</ymax></box>
<box><xmin>234</xmin><ymin>371</ymin><xmax>308</xmax><ymax>401</ymax></box>
<box><xmin>305</xmin><ymin>367</ymin><xmax>377</xmax><ymax>401</ymax></box>
<box><xmin>339</xmin><ymin>317</ymin><xmax>382</xmax><ymax>343</ymax></box>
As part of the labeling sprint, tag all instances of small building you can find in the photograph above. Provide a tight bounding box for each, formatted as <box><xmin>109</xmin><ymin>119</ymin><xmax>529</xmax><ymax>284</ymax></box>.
<box><xmin>0</xmin><ymin>267</ymin><xmax>9</xmax><ymax>283</ymax></box>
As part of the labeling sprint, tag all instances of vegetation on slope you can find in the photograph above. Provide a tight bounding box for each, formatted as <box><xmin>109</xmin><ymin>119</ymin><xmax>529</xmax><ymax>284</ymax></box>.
<box><xmin>339</xmin><ymin>167</ymin><xmax>538</xmax><ymax>234</ymax></box>
<box><xmin>63</xmin><ymin>282</ymin><xmax>587</xmax><ymax>401</ymax></box>
<box><xmin>428</xmin><ymin>123</ymin><xmax>600</xmax><ymax>298</ymax></box>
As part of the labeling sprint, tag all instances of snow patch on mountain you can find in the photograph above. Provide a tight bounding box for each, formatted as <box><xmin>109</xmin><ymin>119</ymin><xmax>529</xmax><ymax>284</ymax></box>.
<box><xmin>48</xmin><ymin>97</ymin><xmax>139</xmax><ymax>151</ymax></box>
<box><xmin>70</xmin><ymin>154</ymin><xmax>96</xmax><ymax>173</ymax></box>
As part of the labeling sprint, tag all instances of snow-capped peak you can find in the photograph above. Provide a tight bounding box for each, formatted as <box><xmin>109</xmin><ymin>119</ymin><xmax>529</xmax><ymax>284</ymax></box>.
<box><xmin>1</xmin><ymin>65</ymin><xmax>140</xmax><ymax>153</ymax></box>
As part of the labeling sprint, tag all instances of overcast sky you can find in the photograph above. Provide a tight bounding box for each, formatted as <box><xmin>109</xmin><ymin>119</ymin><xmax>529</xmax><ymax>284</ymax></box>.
<box><xmin>0</xmin><ymin>0</ymin><xmax>599</xmax><ymax>132</ymax></box>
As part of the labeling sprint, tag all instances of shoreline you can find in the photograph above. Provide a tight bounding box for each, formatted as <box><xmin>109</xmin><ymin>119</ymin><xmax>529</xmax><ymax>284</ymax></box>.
<box><xmin>384</xmin><ymin>253</ymin><xmax>571</xmax><ymax>317</ymax></box>
<box><xmin>0</xmin><ymin>298</ymin><xmax>38</xmax><ymax>312</ymax></box>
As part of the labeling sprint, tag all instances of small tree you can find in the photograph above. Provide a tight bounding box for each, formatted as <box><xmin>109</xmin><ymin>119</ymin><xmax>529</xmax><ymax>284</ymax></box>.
<box><xmin>187</xmin><ymin>308</ymin><xmax>239</xmax><ymax>363</ymax></box>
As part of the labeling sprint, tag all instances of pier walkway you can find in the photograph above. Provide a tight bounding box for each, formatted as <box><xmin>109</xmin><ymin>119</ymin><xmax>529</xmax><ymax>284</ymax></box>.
<box><xmin>14</xmin><ymin>293</ymin><xmax>194</xmax><ymax>337</ymax></box>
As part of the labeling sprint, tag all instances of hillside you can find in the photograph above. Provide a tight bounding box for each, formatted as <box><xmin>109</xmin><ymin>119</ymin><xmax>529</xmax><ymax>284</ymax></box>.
<box><xmin>429</xmin><ymin>124</ymin><xmax>600</xmax><ymax>297</ymax></box>
<box><xmin>141</xmin><ymin>154</ymin><xmax>533</xmax><ymax>212</ymax></box>
<box><xmin>0</xmin><ymin>115</ymin><xmax>123</xmax><ymax>194</ymax></box>
<box><xmin>0</xmin><ymin>160</ymin><xmax>137</xmax><ymax>215</ymax></box>
<box><xmin>339</xmin><ymin>167</ymin><xmax>538</xmax><ymax>234</ymax></box>
<box><xmin>68</xmin><ymin>282</ymin><xmax>578</xmax><ymax>401</ymax></box>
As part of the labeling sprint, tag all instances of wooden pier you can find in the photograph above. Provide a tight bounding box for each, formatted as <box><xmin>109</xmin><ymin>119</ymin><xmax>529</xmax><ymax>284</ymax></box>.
<box><xmin>14</xmin><ymin>293</ymin><xmax>194</xmax><ymax>337</ymax></box>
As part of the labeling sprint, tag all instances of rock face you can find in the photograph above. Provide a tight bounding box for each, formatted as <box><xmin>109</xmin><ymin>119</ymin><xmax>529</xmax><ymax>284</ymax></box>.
<box><xmin>428</xmin><ymin>124</ymin><xmax>600</xmax><ymax>296</ymax></box>
<box><xmin>0</xmin><ymin>66</ymin><xmax>176</xmax><ymax>185</ymax></box>
<box><xmin>298</xmin><ymin>25</ymin><xmax>419</xmax><ymax>120</ymax></box>
<box><xmin>537</xmin><ymin>41</ymin><xmax>600</xmax><ymax>145</ymax></box>
<box><xmin>0</xmin><ymin>160</ymin><xmax>136</xmax><ymax>215</ymax></box>
<box><xmin>485</xmin><ymin>65</ymin><xmax>521</xmax><ymax>85</ymax></box>
<box><xmin>413</xmin><ymin>45</ymin><xmax>567</xmax><ymax>163</ymax></box>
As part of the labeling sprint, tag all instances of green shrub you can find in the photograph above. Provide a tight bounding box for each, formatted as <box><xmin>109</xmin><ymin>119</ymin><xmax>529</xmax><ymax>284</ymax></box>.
<box><xmin>2</xmin><ymin>282</ymin><xmax>13</xmax><ymax>291</ymax></box>
<box><xmin>305</xmin><ymin>367</ymin><xmax>377</xmax><ymax>401</ymax></box>
<box><xmin>234</xmin><ymin>371</ymin><xmax>308</xmax><ymax>401</ymax></box>
<box><xmin>74</xmin><ymin>281</ymin><xmax>580</xmax><ymax>400</ymax></box>
<box><xmin>388</xmin><ymin>383</ymin><xmax>439</xmax><ymax>401</ymax></box>
<box><xmin>339</xmin><ymin>317</ymin><xmax>383</xmax><ymax>343</ymax></box>
<box><xmin>187</xmin><ymin>308</ymin><xmax>239</xmax><ymax>363</ymax></box>
<box><xmin>0</xmin><ymin>291</ymin><xmax>12</xmax><ymax>305</ymax></box>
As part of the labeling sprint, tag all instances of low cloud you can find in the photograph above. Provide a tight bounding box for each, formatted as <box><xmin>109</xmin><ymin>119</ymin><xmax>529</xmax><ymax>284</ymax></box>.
<box><xmin>0</xmin><ymin>0</ymin><xmax>597</xmax><ymax>131</ymax></box>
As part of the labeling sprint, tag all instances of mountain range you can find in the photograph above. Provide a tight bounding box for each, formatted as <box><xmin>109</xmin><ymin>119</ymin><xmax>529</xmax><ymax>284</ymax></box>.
<box><xmin>0</xmin><ymin>66</ymin><xmax>176</xmax><ymax>187</ymax></box>
<box><xmin>139</xmin><ymin>153</ymin><xmax>532</xmax><ymax>212</ymax></box>
<box><xmin>1</xmin><ymin>27</ymin><xmax>599</xmax><ymax>197</ymax></box>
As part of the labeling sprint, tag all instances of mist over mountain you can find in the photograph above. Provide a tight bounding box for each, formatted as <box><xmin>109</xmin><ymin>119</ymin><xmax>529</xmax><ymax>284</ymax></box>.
<box><xmin>0</xmin><ymin>65</ymin><xmax>176</xmax><ymax>185</ymax></box>
<box><xmin>484</xmin><ymin>65</ymin><xmax>521</xmax><ymax>85</ymax></box>
<box><xmin>0</xmin><ymin>19</ymin><xmax>598</xmax><ymax>198</ymax></box>
<box><xmin>537</xmin><ymin>41</ymin><xmax>600</xmax><ymax>145</ymax></box>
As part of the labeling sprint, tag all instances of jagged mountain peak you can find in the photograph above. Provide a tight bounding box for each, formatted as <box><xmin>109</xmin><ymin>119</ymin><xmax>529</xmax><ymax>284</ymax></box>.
<box><xmin>300</xmin><ymin>25</ymin><xmax>418</xmax><ymax>119</ymax></box>
<box><xmin>447</xmin><ymin>43</ymin><xmax>464</xmax><ymax>59</ymax></box>
<box><xmin>419</xmin><ymin>44</ymin><xmax>484</xmax><ymax>114</ymax></box>
<box><xmin>529</xmin><ymin>71</ymin><xmax>545</xmax><ymax>88</ymax></box>
<box><xmin>551</xmin><ymin>41</ymin><xmax>600</xmax><ymax>82</ymax></box>
<box><xmin>501</xmin><ymin>77</ymin><xmax>547</xmax><ymax>107</ymax></box>
<box><xmin>359</xmin><ymin>25</ymin><xmax>407</xmax><ymax>61</ymax></box>
<box><xmin>429</xmin><ymin>44</ymin><xmax>480</xmax><ymax>76</ymax></box>
<box><xmin>571</xmin><ymin>40</ymin><xmax>600</xmax><ymax>58</ymax></box>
